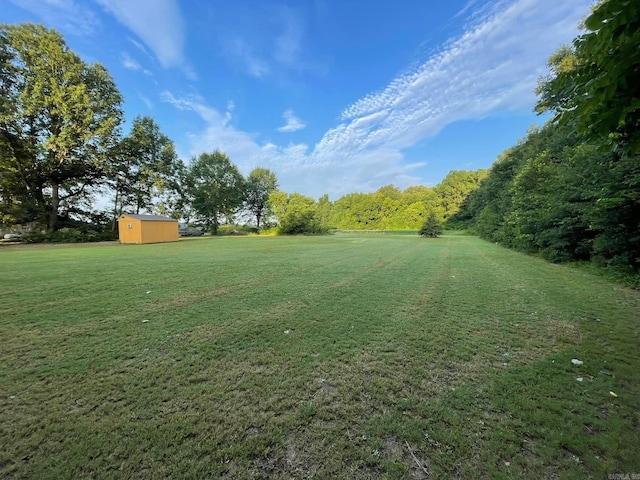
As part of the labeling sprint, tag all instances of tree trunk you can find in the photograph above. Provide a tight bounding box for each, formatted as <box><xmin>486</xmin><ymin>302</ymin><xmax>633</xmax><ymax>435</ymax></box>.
<box><xmin>256</xmin><ymin>213</ymin><xmax>262</xmax><ymax>230</ymax></box>
<box><xmin>112</xmin><ymin>189</ymin><xmax>120</xmax><ymax>233</ymax></box>
<box><xmin>49</xmin><ymin>182</ymin><xmax>59</xmax><ymax>231</ymax></box>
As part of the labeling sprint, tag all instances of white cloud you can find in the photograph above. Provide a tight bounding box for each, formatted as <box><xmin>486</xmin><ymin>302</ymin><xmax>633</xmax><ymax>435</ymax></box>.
<box><xmin>163</xmin><ymin>0</ymin><xmax>590</xmax><ymax>199</ymax></box>
<box><xmin>336</xmin><ymin>0</ymin><xmax>590</xmax><ymax>148</ymax></box>
<box><xmin>277</xmin><ymin>110</ymin><xmax>306</xmax><ymax>133</ymax></box>
<box><xmin>9</xmin><ymin>0</ymin><xmax>99</xmax><ymax>35</ymax></box>
<box><xmin>95</xmin><ymin>0</ymin><xmax>187</xmax><ymax>71</ymax></box>
<box><xmin>121</xmin><ymin>52</ymin><xmax>152</xmax><ymax>75</ymax></box>
<box><xmin>161</xmin><ymin>91</ymin><xmax>421</xmax><ymax>197</ymax></box>
<box><xmin>121</xmin><ymin>52</ymin><xmax>141</xmax><ymax>70</ymax></box>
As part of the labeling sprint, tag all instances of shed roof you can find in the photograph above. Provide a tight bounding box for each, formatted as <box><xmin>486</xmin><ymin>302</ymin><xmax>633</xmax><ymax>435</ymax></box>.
<box><xmin>118</xmin><ymin>214</ymin><xmax>177</xmax><ymax>222</ymax></box>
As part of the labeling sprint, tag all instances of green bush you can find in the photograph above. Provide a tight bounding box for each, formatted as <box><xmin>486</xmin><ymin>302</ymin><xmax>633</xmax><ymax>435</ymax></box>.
<box><xmin>217</xmin><ymin>225</ymin><xmax>257</xmax><ymax>236</ymax></box>
<box><xmin>419</xmin><ymin>213</ymin><xmax>443</xmax><ymax>238</ymax></box>
<box><xmin>22</xmin><ymin>228</ymin><xmax>116</xmax><ymax>244</ymax></box>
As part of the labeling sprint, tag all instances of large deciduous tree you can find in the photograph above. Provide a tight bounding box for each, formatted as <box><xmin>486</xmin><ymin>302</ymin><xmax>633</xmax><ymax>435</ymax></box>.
<box><xmin>186</xmin><ymin>151</ymin><xmax>244</xmax><ymax>234</ymax></box>
<box><xmin>244</xmin><ymin>167</ymin><xmax>278</xmax><ymax>230</ymax></box>
<box><xmin>112</xmin><ymin>116</ymin><xmax>181</xmax><ymax>221</ymax></box>
<box><xmin>0</xmin><ymin>24</ymin><xmax>123</xmax><ymax>230</ymax></box>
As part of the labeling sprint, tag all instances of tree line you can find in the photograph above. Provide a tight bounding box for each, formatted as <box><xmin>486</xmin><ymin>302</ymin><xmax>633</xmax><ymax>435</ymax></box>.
<box><xmin>0</xmin><ymin>24</ymin><xmax>279</xmax><ymax>236</ymax></box>
<box><xmin>450</xmin><ymin>0</ymin><xmax>639</xmax><ymax>271</ymax></box>
<box><xmin>3</xmin><ymin>0</ymin><xmax>638</xmax><ymax>274</ymax></box>
<box><xmin>0</xmin><ymin>22</ymin><xmax>487</xmax><ymax>238</ymax></box>
<box><xmin>271</xmin><ymin>170</ymin><xmax>487</xmax><ymax>234</ymax></box>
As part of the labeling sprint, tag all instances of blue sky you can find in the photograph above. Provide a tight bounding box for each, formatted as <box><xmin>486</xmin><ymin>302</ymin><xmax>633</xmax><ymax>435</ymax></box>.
<box><xmin>3</xmin><ymin>0</ymin><xmax>592</xmax><ymax>200</ymax></box>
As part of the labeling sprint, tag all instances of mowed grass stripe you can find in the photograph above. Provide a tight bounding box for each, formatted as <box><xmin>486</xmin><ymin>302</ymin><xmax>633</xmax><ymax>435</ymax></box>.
<box><xmin>0</xmin><ymin>235</ymin><xmax>638</xmax><ymax>479</ymax></box>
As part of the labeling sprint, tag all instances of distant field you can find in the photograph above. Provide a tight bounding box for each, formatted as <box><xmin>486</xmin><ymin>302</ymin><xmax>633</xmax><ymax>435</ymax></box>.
<box><xmin>1</xmin><ymin>234</ymin><xmax>639</xmax><ymax>479</ymax></box>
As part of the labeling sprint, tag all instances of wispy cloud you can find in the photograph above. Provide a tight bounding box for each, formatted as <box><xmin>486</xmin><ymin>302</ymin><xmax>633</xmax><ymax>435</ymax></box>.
<box><xmin>223</xmin><ymin>37</ymin><xmax>270</xmax><ymax>78</ymax></box>
<box><xmin>9</xmin><ymin>0</ymin><xmax>99</xmax><ymax>35</ymax></box>
<box><xmin>337</xmin><ymin>0</ymin><xmax>590</xmax><ymax>148</ymax></box>
<box><xmin>161</xmin><ymin>91</ymin><xmax>421</xmax><ymax>196</ymax></box>
<box><xmin>121</xmin><ymin>52</ymin><xmax>152</xmax><ymax>75</ymax></box>
<box><xmin>128</xmin><ymin>37</ymin><xmax>154</xmax><ymax>62</ymax></box>
<box><xmin>138</xmin><ymin>94</ymin><xmax>153</xmax><ymax>109</ymax></box>
<box><xmin>277</xmin><ymin>110</ymin><xmax>306</xmax><ymax>133</ymax></box>
<box><xmin>95</xmin><ymin>0</ymin><xmax>188</xmax><ymax>72</ymax></box>
<box><xmin>217</xmin><ymin>5</ymin><xmax>318</xmax><ymax>79</ymax></box>
<box><xmin>160</xmin><ymin>91</ymin><xmax>220</xmax><ymax>125</ymax></box>
<box><xmin>164</xmin><ymin>0</ymin><xmax>590</xmax><ymax>198</ymax></box>
<box><xmin>121</xmin><ymin>52</ymin><xmax>141</xmax><ymax>70</ymax></box>
<box><xmin>273</xmin><ymin>7</ymin><xmax>304</xmax><ymax>67</ymax></box>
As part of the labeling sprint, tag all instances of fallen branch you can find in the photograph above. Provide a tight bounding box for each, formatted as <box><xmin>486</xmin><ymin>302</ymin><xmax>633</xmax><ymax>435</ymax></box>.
<box><xmin>405</xmin><ymin>440</ymin><xmax>429</xmax><ymax>476</ymax></box>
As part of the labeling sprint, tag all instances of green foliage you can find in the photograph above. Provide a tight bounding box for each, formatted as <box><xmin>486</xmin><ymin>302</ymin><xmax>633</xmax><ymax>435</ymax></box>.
<box><xmin>269</xmin><ymin>191</ymin><xmax>326</xmax><ymax>234</ymax></box>
<box><xmin>452</xmin><ymin>120</ymin><xmax>640</xmax><ymax>269</ymax></box>
<box><xmin>21</xmin><ymin>229</ymin><xmax>115</xmax><ymax>243</ymax></box>
<box><xmin>419</xmin><ymin>212</ymin><xmax>443</xmax><ymax>238</ymax></box>
<box><xmin>22</xmin><ymin>225</ymin><xmax>115</xmax><ymax>243</ymax></box>
<box><xmin>217</xmin><ymin>224</ymin><xmax>258</xmax><ymax>236</ymax></box>
<box><xmin>186</xmin><ymin>151</ymin><xmax>245</xmax><ymax>234</ymax></box>
<box><xmin>112</xmin><ymin>116</ymin><xmax>182</xmax><ymax>220</ymax></box>
<box><xmin>537</xmin><ymin>0</ymin><xmax>640</xmax><ymax>155</ymax></box>
<box><xmin>244</xmin><ymin>167</ymin><xmax>278</xmax><ymax>230</ymax></box>
<box><xmin>0</xmin><ymin>23</ymin><xmax>123</xmax><ymax>230</ymax></box>
<box><xmin>456</xmin><ymin>0</ymin><xmax>640</xmax><ymax>271</ymax></box>
<box><xmin>327</xmin><ymin>178</ymin><xmax>482</xmax><ymax>231</ymax></box>
<box><xmin>434</xmin><ymin>169</ymin><xmax>489</xmax><ymax>219</ymax></box>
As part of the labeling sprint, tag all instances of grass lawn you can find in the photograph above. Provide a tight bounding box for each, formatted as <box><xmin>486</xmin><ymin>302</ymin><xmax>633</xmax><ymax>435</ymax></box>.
<box><xmin>1</xmin><ymin>234</ymin><xmax>639</xmax><ymax>479</ymax></box>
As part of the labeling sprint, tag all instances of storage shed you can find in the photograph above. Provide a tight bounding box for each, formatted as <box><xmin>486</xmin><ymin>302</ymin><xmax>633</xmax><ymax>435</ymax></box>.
<box><xmin>117</xmin><ymin>214</ymin><xmax>179</xmax><ymax>244</ymax></box>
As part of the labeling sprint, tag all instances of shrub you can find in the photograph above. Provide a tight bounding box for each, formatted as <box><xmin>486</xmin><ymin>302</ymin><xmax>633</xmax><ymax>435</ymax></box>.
<box><xmin>217</xmin><ymin>224</ymin><xmax>257</xmax><ymax>236</ymax></box>
<box><xmin>22</xmin><ymin>228</ymin><xmax>116</xmax><ymax>244</ymax></box>
<box><xmin>419</xmin><ymin>213</ymin><xmax>443</xmax><ymax>238</ymax></box>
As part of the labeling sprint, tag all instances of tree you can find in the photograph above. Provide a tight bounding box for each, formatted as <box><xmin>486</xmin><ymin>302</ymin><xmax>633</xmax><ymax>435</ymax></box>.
<box><xmin>0</xmin><ymin>24</ymin><xmax>123</xmax><ymax>230</ymax></box>
<box><xmin>186</xmin><ymin>151</ymin><xmax>244</xmax><ymax>234</ymax></box>
<box><xmin>419</xmin><ymin>212</ymin><xmax>443</xmax><ymax>238</ymax></box>
<box><xmin>435</xmin><ymin>169</ymin><xmax>488</xmax><ymax>219</ymax></box>
<box><xmin>111</xmin><ymin>116</ymin><xmax>180</xmax><ymax>222</ymax></box>
<box><xmin>533</xmin><ymin>0</ymin><xmax>640</xmax><ymax>268</ymax></box>
<box><xmin>244</xmin><ymin>167</ymin><xmax>278</xmax><ymax>230</ymax></box>
<box><xmin>316</xmin><ymin>193</ymin><xmax>333</xmax><ymax>230</ymax></box>
<box><xmin>269</xmin><ymin>191</ymin><xmax>324</xmax><ymax>234</ymax></box>
<box><xmin>536</xmin><ymin>0</ymin><xmax>640</xmax><ymax>155</ymax></box>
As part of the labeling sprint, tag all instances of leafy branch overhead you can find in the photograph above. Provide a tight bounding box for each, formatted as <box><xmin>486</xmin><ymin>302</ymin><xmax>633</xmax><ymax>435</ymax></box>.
<box><xmin>536</xmin><ymin>0</ymin><xmax>640</xmax><ymax>156</ymax></box>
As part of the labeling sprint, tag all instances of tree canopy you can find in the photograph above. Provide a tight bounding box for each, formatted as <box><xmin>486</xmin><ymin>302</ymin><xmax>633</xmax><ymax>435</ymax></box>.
<box><xmin>186</xmin><ymin>151</ymin><xmax>245</xmax><ymax>234</ymax></box>
<box><xmin>536</xmin><ymin>0</ymin><xmax>640</xmax><ymax>156</ymax></box>
<box><xmin>112</xmin><ymin>116</ymin><xmax>181</xmax><ymax>219</ymax></box>
<box><xmin>244</xmin><ymin>167</ymin><xmax>278</xmax><ymax>230</ymax></box>
<box><xmin>0</xmin><ymin>23</ymin><xmax>123</xmax><ymax>230</ymax></box>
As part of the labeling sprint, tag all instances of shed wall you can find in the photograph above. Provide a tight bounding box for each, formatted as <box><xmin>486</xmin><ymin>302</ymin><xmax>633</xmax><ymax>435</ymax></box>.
<box><xmin>140</xmin><ymin>221</ymin><xmax>179</xmax><ymax>244</ymax></box>
<box><xmin>118</xmin><ymin>218</ymin><xmax>142</xmax><ymax>244</ymax></box>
